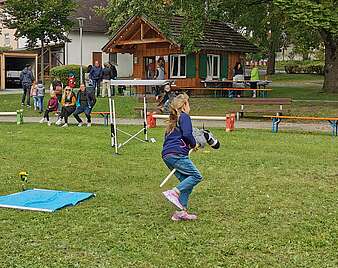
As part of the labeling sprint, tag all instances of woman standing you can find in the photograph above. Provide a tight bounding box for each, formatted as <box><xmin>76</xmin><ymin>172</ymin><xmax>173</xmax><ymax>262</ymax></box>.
<box><xmin>233</xmin><ymin>62</ymin><xmax>245</xmax><ymax>98</ymax></box>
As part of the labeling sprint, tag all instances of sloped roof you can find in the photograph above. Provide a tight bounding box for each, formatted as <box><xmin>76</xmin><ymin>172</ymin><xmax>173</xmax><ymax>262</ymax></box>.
<box><xmin>70</xmin><ymin>0</ymin><xmax>108</xmax><ymax>33</ymax></box>
<box><xmin>169</xmin><ymin>16</ymin><xmax>258</xmax><ymax>53</ymax></box>
<box><xmin>103</xmin><ymin>15</ymin><xmax>258</xmax><ymax>53</ymax></box>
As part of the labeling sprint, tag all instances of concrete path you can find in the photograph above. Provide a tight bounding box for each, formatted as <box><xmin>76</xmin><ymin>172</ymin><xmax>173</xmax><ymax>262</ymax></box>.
<box><xmin>0</xmin><ymin>115</ymin><xmax>333</xmax><ymax>134</ymax></box>
<box><xmin>0</xmin><ymin>89</ymin><xmax>22</xmax><ymax>95</ymax></box>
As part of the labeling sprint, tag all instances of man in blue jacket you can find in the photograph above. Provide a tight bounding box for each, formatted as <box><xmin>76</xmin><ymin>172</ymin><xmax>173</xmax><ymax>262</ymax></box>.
<box><xmin>89</xmin><ymin>61</ymin><xmax>103</xmax><ymax>98</ymax></box>
<box><xmin>20</xmin><ymin>64</ymin><xmax>35</xmax><ymax>107</ymax></box>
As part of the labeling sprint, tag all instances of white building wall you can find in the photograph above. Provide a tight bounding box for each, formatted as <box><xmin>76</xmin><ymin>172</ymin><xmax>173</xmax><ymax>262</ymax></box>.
<box><xmin>18</xmin><ymin>32</ymin><xmax>134</xmax><ymax>78</ymax></box>
<box><xmin>116</xmin><ymin>53</ymin><xmax>133</xmax><ymax>78</ymax></box>
<box><xmin>65</xmin><ymin>31</ymin><xmax>109</xmax><ymax>66</ymax></box>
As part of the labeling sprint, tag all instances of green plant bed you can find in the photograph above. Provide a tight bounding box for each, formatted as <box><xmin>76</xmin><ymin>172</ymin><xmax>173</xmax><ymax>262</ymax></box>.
<box><xmin>0</xmin><ymin>123</ymin><xmax>337</xmax><ymax>267</ymax></box>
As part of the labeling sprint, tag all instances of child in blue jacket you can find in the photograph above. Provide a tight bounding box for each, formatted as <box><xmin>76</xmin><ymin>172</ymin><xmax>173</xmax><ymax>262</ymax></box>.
<box><xmin>162</xmin><ymin>93</ymin><xmax>202</xmax><ymax>221</ymax></box>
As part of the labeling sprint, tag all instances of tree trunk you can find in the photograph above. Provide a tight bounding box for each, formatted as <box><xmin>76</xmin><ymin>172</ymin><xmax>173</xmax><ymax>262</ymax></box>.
<box><xmin>267</xmin><ymin>50</ymin><xmax>276</xmax><ymax>75</ymax></box>
<box><xmin>322</xmin><ymin>38</ymin><xmax>338</xmax><ymax>92</ymax></box>
<box><xmin>41</xmin><ymin>39</ymin><xmax>44</xmax><ymax>83</ymax></box>
<box><xmin>302</xmin><ymin>52</ymin><xmax>309</xmax><ymax>61</ymax></box>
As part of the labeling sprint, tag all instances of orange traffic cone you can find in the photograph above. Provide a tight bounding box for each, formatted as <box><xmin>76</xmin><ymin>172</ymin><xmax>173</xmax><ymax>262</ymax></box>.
<box><xmin>226</xmin><ymin>113</ymin><xmax>235</xmax><ymax>132</ymax></box>
<box><xmin>147</xmin><ymin>112</ymin><xmax>157</xmax><ymax>128</ymax></box>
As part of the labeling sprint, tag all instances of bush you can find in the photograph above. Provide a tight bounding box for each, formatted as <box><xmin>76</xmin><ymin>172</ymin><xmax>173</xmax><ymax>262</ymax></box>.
<box><xmin>50</xmin><ymin>65</ymin><xmax>88</xmax><ymax>88</ymax></box>
<box><xmin>284</xmin><ymin>61</ymin><xmax>324</xmax><ymax>75</ymax></box>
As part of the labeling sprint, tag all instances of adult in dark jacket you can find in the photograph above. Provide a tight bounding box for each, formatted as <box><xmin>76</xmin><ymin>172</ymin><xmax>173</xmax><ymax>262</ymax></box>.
<box><xmin>233</xmin><ymin>62</ymin><xmax>244</xmax><ymax>76</ymax></box>
<box><xmin>20</xmin><ymin>64</ymin><xmax>35</xmax><ymax>107</ymax></box>
<box><xmin>101</xmin><ymin>63</ymin><xmax>113</xmax><ymax>97</ymax></box>
<box><xmin>109</xmin><ymin>63</ymin><xmax>118</xmax><ymax>79</ymax></box>
<box><xmin>73</xmin><ymin>84</ymin><xmax>96</xmax><ymax>127</ymax></box>
<box><xmin>233</xmin><ymin>62</ymin><xmax>245</xmax><ymax>98</ymax></box>
<box><xmin>89</xmin><ymin>61</ymin><xmax>103</xmax><ymax>97</ymax></box>
<box><xmin>109</xmin><ymin>62</ymin><xmax>118</xmax><ymax>96</ymax></box>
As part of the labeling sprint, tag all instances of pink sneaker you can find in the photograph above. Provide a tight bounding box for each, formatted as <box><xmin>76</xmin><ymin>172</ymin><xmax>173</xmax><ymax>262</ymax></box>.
<box><xmin>171</xmin><ymin>211</ymin><xmax>197</xmax><ymax>221</ymax></box>
<box><xmin>162</xmin><ymin>190</ymin><xmax>183</xmax><ymax>210</ymax></box>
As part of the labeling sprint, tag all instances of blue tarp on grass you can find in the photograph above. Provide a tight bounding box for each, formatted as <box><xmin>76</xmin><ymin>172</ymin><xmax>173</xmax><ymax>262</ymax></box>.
<box><xmin>0</xmin><ymin>189</ymin><xmax>94</xmax><ymax>212</ymax></box>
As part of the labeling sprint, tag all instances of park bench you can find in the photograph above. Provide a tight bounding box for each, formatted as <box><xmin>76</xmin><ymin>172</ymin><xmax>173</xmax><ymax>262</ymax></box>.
<box><xmin>264</xmin><ymin>115</ymin><xmax>338</xmax><ymax>136</ymax></box>
<box><xmin>134</xmin><ymin>107</ymin><xmax>159</xmax><ymax>117</ymax></box>
<box><xmin>234</xmin><ymin>98</ymin><xmax>292</xmax><ymax>120</ymax></box>
<box><xmin>0</xmin><ymin>110</ymin><xmax>23</xmax><ymax>124</ymax></box>
<box><xmin>134</xmin><ymin>96</ymin><xmax>159</xmax><ymax>117</ymax></box>
<box><xmin>91</xmin><ymin>112</ymin><xmax>110</xmax><ymax>126</ymax></box>
<box><xmin>137</xmin><ymin>96</ymin><xmax>156</xmax><ymax>103</ymax></box>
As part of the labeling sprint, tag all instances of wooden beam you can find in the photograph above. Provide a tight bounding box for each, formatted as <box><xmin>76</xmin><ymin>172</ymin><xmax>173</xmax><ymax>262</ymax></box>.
<box><xmin>3</xmin><ymin>52</ymin><xmax>38</xmax><ymax>58</ymax></box>
<box><xmin>109</xmin><ymin>47</ymin><xmax>135</xmax><ymax>54</ymax></box>
<box><xmin>1</xmin><ymin>54</ymin><xmax>5</xmax><ymax>90</ymax></box>
<box><xmin>141</xmin><ymin>23</ymin><xmax>144</xmax><ymax>40</ymax></box>
<box><xmin>116</xmin><ymin>38</ymin><xmax>169</xmax><ymax>45</ymax></box>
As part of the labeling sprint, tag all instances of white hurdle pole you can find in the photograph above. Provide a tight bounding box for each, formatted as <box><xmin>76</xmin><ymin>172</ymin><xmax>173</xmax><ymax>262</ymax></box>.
<box><xmin>160</xmin><ymin>169</ymin><xmax>176</xmax><ymax>188</ymax></box>
<box><xmin>108</xmin><ymin>91</ymin><xmax>114</xmax><ymax>147</ymax></box>
<box><xmin>108</xmin><ymin>86</ymin><xmax>118</xmax><ymax>154</ymax></box>
<box><xmin>153</xmin><ymin>114</ymin><xmax>227</xmax><ymax>121</ymax></box>
<box><xmin>143</xmin><ymin>96</ymin><xmax>148</xmax><ymax>141</ymax></box>
<box><xmin>160</xmin><ymin>150</ymin><xmax>193</xmax><ymax>188</ymax></box>
<box><xmin>112</xmin><ymin>99</ymin><xmax>118</xmax><ymax>154</ymax></box>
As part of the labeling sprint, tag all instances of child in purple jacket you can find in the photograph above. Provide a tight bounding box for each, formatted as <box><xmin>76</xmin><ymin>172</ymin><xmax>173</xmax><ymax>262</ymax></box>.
<box><xmin>162</xmin><ymin>93</ymin><xmax>202</xmax><ymax>221</ymax></box>
<box><xmin>39</xmin><ymin>93</ymin><xmax>58</xmax><ymax>126</ymax></box>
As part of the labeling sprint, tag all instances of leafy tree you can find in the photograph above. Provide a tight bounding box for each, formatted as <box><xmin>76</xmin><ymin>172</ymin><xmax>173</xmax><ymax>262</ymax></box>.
<box><xmin>3</xmin><ymin>0</ymin><xmax>76</xmax><ymax>82</ymax></box>
<box><xmin>102</xmin><ymin>0</ymin><xmax>285</xmax><ymax>74</ymax></box>
<box><xmin>100</xmin><ymin>0</ymin><xmax>172</xmax><ymax>35</ymax></box>
<box><xmin>274</xmin><ymin>0</ymin><xmax>338</xmax><ymax>91</ymax></box>
<box><xmin>287</xmin><ymin>26</ymin><xmax>321</xmax><ymax>61</ymax></box>
<box><xmin>215</xmin><ymin>0</ymin><xmax>286</xmax><ymax>74</ymax></box>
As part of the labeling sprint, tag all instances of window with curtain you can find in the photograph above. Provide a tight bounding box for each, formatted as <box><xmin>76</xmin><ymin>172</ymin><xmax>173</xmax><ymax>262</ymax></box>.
<box><xmin>207</xmin><ymin>54</ymin><xmax>220</xmax><ymax>79</ymax></box>
<box><xmin>170</xmin><ymin>54</ymin><xmax>186</xmax><ymax>78</ymax></box>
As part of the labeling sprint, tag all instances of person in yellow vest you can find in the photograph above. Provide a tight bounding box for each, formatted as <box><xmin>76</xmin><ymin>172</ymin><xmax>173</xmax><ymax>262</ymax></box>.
<box><xmin>250</xmin><ymin>62</ymin><xmax>260</xmax><ymax>98</ymax></box>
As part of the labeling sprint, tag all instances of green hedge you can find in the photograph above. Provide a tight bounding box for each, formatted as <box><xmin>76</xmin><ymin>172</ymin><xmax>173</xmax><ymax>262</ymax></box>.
<box><xmin>284</xmin><ymin>61</ymin><xmax>324</xmax><ymax>75</ymax></box>
<box><xmin>50</xmin><ymin>65</ymin><xmax>88</xmax><ymax>88</ymax></box>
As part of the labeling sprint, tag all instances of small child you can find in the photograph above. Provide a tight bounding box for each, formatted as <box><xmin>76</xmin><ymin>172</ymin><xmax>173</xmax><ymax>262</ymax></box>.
<box><xmin>30</xmin><ymin>81</ymin><xmax>38</xmax><ymax>111</ymax></box>
<box><xmin>161</xmin><ymin>93</ymin><xmax>202</xmax><ymax>221</ymax></box>
<box><xmin>39</xmin><ymin>93</ymin><xmax>58</xmax><ymax>126</ymax></box>
<box><xmin>36</xmin><ymin>80</ymin><xmax>45</xmax><ymax>113</ymax></box>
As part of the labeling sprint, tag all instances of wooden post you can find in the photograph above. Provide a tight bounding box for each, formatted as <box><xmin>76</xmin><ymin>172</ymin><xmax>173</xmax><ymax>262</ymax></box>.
<box><xmin>0</xmin><ymin>54</ymin><xmax>5</xmax><ymax>90</ymax></box>
<box><xmin>48</xmin><ymin>46</ymin><xmax>52</xmax><ymax>74</ymax></box>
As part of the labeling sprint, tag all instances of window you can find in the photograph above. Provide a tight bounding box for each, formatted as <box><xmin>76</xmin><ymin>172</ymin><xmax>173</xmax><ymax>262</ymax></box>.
<box><xmin>109</xmin><ymin>53</ymin><xmax>117</xmax><ymax>65</ymax></box>
<box><xmin>4</xmin><ymin>33</ymin><xmax>10</xmax><ymax>47</ymax></box>
<box><xmin>170</xmin><ymin>54</ymin><xmax>186</xmax><ymax>78</ymax></box>
<box><xmin>207</xmin><ymin>54</ymin><xmax>220</xmax><ymax>79</ymax></box>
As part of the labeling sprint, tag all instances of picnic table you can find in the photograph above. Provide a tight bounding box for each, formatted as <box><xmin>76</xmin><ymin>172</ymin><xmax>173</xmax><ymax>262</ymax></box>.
<box><xmin>264</xmin><ymin>115</ymin><xmax>338</xmax><ymax>136</ymax></box>
<box><xmin>181</xmin><ymin>87</ymin><xmax>272</xmax><ymax>98</ymax></box>
<box><xmin>200</xmin><ymin>79</ymin><xmax>272</xmax><ymax>98</ymax></box>
<box><xmin>201</xmin><ymin>79</ymin><xmax>272</xmax><ymax>89</ymax></box>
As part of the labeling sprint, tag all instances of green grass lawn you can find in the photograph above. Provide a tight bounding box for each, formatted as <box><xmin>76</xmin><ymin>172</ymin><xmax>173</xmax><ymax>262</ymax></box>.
<box><xmin>1</xmin><ymin>74</ymin><xmax>337</xmax><ymax>118</ymax></box>
<box><xmin>0</xmin><ymin>123</ymin><xmax>337</xmax><ymax>267</ymax></box>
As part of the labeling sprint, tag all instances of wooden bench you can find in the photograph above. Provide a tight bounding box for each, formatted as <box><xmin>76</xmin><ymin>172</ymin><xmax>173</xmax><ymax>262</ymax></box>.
<box><xmin>264</xmin><ymin>115</ymin><xmax>338</xmax><ymax>136</ymax></box>
<box><xmin>234</xmin><ymin>98</ymin><xmax>292</xmax><ymax>120</ymax></box>
<box><xmin>137</xmin><ymin>96</ymin><xmax>156</xmax><ymax>103</ymax></box>
<box><xmin>0</xmin><ymin>110</ymin><xmax>23</xmax><ymax>124</ymax></box>
<box><xmin>134</xmin><ymin>107</ymin><xmax>160</xmax><ymax>118</ymax></box>
<box><xmin>91</xmin><ymin>112</ymin><xmax>110</xmax><ymax>126</ymax></box>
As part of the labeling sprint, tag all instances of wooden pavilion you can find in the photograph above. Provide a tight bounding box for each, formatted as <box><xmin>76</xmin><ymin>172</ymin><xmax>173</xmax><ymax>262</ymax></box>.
<box><xmin>102</xmin><ymin>16</ymin><xmax>258</xmax><ymax>93</ymax></box>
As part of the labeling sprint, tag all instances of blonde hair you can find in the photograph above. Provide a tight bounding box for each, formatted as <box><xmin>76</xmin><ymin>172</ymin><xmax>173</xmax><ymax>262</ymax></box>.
<box><xmin>165</xmin><ymin>93</ymin><xmax>189</xmax><ymax>134</ymax></box>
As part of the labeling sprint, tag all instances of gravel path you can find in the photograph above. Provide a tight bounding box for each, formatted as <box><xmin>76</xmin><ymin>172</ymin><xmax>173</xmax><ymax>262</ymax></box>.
<box><xmin>0</xmin><ymin>115</ymin><xmax>334</xmax><ymax>134</ymax></box>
